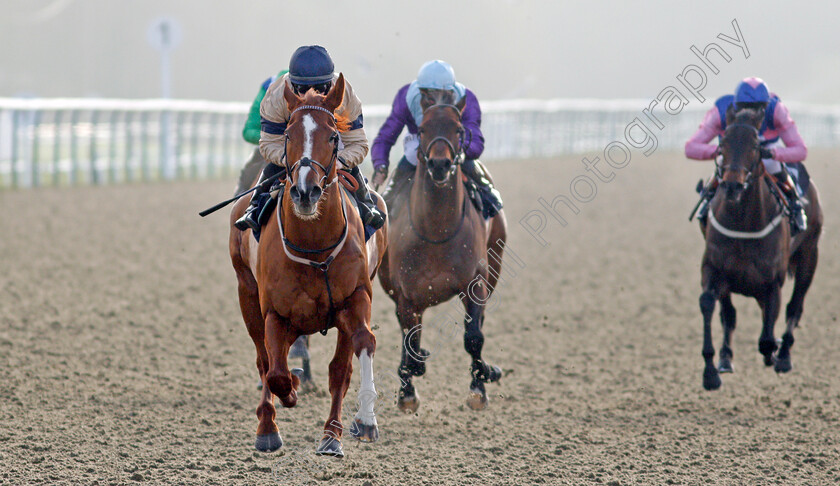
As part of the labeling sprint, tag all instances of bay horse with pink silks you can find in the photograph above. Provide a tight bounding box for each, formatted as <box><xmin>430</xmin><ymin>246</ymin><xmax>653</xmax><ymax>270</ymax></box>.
<box><xmin>379</xmin><ymin>89</ymin><xmax>508</xmax><ymax>411</ymax></box>
<box><xmin>229</xmin><ymin>74</ymin><xmax>388</xmax><ymax>457</ymax></box>
<box><xmin>698</xmin><ymin>107</ymin><xmax>822</xmax><ymax>390</ymax></box>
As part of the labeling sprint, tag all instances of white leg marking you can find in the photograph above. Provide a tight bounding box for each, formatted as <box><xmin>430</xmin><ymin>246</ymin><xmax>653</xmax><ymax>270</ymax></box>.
<box><xmin>355</xmin><ymin>349</ymin><xmax>377</xmax><ymax>425</ymax></box>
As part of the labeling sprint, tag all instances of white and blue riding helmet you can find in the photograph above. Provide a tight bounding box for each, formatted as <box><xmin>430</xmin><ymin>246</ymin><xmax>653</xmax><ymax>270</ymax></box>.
<box><xmin>407</xmin><ymin>60</ymin><xmax>466</xmax><ymax>126</ymax></box>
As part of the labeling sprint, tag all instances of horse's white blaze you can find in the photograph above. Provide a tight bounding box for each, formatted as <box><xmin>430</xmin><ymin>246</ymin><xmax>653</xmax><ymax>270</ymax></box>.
<box><xmin>294</xmin><ymin>113</ymin><xmax>318</xmax><ymax>196</ymax></box>
<box><xmin>302</xmin><ymin>113</ymin><xmax>316</xmax><ymax>159</ymax></box>
<box><xmin>297</xmin><ymin>165</ymin><xmax>312</xmax><ymax>194</ymax></box>
<box><xmin>355</xmin><ymin>349</ymin><xmax>377</xmax><ymax>425</ymax></box>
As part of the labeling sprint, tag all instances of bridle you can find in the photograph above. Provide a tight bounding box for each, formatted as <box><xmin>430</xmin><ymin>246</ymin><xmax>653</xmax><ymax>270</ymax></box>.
<box><xmin>716</xmin><ymin>122</ymin><xmax>762</xmax><ymax>191</ymax></box>
<box><xmin>284</xmin><ymin>105</ymin><xmax>340</xmax><ymax>190</ymax></box>
<box><xmin>418</xmin><ymin>104</ymin><xmax>470</xmax><ymax>182</ymax></box>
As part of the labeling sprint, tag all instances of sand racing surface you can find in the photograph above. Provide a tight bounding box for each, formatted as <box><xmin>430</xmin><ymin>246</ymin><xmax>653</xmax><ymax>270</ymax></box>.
<box><xmin>2</xmin><ymin>150</ymin><xmax>839</xmax><ymax>485</ymax></box>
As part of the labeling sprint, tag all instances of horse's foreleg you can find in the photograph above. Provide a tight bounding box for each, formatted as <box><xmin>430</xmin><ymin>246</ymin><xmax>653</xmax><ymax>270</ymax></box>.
<box><xmin>289</xmin><ymin>335</ymin><xmax>315</xmax><ymax>393</ymax></box>
<box><xmin>700</xmin><ymin>265</ymin><xmax>721</xmax><ymax>390</ymax></box>
<box><xmin>485</xmin><ymin>213</ymin><xmax>507</xmax><ymax>295</ymax></box>
<box><xmin>338</xmin><ymin>289</ymin><xmax>379</xmax><ymax>443</ymax></box>
<box><xmin>778</xmin><ymin>244</ymin><xmax>818</xmax><ymax>373</ymax></box>
<box><xmin>718</xmin><ymin>292</ymin><xmax>736</xmax><ymax>373</ymax></box>
<box><xmin>463</xmin><ymin>278</ymin><xmax>503</xmax><ymax>410</ymax></box>
<box><xmin>315</xmin><ymin>329</ymin><xmax>354</xmax><ymax>458</ymax></box>
<box><xmin>396</xmin><ymin>299</ymin><xmax>424</xmax><ymax>413</ymax></box>
<box><xmin>235</xmin><ymin>271</ymin><xmax>282</xmax><ymax>452</ymax></box>
<box><xmin>264</xmin><ymin>311</ymin><xmax>299</xmax><ymax>408</ymax></box>
<box><xmin>758</xmin><ymin>285</ymin><xmax>782</xmax><ymax>367</ymax></box>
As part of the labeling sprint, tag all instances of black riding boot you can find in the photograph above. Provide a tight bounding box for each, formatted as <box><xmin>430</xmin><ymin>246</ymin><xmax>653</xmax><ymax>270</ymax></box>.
<box><xmin>381</xmin><ymin>159</ymin><xmax>414</xmax><ymax>203</ymax></box>
<box><xmin>462</xmin><ymin>159</ymin><xmax>503</xmax><ymax>219</ymax></box>
<box><xmin>234</xmin><ymin>163</ymin><xmax>285</xmax><ymax>232</ymax></box>
<box><xmin>348</xmin><ymin>166</ymin><xmax>385</xmax><ymax>229</ymax></box>
<box><xmin>773</xmin><ymin>170</ymin><xmax>807</xmax><ymax>236</ymax></box>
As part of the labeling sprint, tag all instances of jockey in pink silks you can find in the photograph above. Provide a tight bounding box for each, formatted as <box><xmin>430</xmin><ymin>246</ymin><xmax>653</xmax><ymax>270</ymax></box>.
<box><xmin>685</xmin><ymin>77</ymin><xmax>808</xmax><ymax>234</ymax></box>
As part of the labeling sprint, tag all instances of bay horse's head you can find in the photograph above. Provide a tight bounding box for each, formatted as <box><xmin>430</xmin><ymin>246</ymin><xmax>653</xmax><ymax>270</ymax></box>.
<box><xmin>719</xmin><ymin>106</ymin><xmax>764</xmax><ymax>203</ymax></box>
<box><xmin>417</xmin><ymin>89</ymin><xmax>467</xmax><ymax>185</ymax></box>
<box><xmin>282</xmin><ymin>73</ymin><xmax>348</xmax><ymax>219</ymax></box>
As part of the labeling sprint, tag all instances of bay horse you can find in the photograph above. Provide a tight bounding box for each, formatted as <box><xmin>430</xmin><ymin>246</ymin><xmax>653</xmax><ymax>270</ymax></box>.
<box><xmin>698</xmin><ymin>107</ymin><xmax>822</xmax><ymax>390</ymax></box>
<box><xmin>378</xmin><ymin>90</ymin><xmax>507</xmax><ymax>411</ymax></box>
<box><xmin>229</xmin><ymin>73</ymin><xmax>389</xmax><ymax>456</ymax></box>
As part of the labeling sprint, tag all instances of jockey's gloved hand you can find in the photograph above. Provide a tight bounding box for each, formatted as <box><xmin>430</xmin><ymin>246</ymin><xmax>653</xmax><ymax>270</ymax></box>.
<box><xmin>371</xmin><ymin>166</ymin><xmax>388</xmax><ymax>191</ymax></box>
<box><xmin>759</xmin><ymin>147</ymin><xmax>774</xmax><ymax>160</ymax></box>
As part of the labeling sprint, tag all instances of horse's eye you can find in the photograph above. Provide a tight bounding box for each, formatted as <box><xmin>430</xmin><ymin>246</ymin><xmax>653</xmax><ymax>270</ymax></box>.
<box><xmin>330</xmin><ymin>132</ymin><xmax>339</xmax><ymax>142</ymax></box>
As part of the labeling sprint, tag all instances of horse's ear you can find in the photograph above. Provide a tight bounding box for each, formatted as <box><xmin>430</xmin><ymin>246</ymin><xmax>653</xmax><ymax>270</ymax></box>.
<box><xmin>324</xmin><ymin>73</ymin><xmax>345</xmax><ymax>112</ymax></box>
<box><xmin>283</xmin><ymin>81</ymin><xmax>300</xmax><ymax>111</ymax></box>
<box><xmin>455</xmin><ymin>94</ymin><xmax>466</xmax><ymax>114</ymax></box>
<box><xmin>724</xmin><ymin>104</ymin><xmax>736</xmax><ymax>126</ymax></box>
<box><xmin>420</xmin><ymin>90</ymin><xmax>437</xmax><ymax>113</ymax></box>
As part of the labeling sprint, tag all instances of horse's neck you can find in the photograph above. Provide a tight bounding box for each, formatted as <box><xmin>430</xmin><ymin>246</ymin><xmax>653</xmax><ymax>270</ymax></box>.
<box><xmin>281</xmin><ymin>181</ymin><xmax>345</xmax><ymax>247</ymax></box>
<box><xmin>717</xmin><ymin>173</ymin><xmax>778</xmax><ymax>230</ymax></box>
<box><xmin>411</xmin><ymin>164</ymin><xmax>465</xmax><ymax>234</ymax></box>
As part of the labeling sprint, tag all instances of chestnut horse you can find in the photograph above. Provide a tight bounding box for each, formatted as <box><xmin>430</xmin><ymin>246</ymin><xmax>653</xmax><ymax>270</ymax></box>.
<box><xmin>379</xmin><ymin>90</ymin><xmax>507</xmax><ymax>411</ymax></box>
<box><xmin>229</xmin><ymin>74</ymin><xmax>388</xmax><ymax>456</ymax></box>
<box><xmin>699</xmin><ymin>107</ymin><xmax>822</xmax><ymax>390</ymax></box>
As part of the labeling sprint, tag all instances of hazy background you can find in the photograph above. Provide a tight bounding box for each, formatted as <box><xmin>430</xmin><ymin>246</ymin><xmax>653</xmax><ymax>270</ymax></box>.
<box><xmin>1</xmin><ymin>0</ymin><xmax>838</xmax><ymax>107</ymax></box>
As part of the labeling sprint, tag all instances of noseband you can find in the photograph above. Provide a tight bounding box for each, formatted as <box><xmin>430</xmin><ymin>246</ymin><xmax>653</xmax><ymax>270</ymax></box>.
<box><xmin>285</xmin><ymin>105</ymin><xmax>340</xmax><ymax>189</ymax></box>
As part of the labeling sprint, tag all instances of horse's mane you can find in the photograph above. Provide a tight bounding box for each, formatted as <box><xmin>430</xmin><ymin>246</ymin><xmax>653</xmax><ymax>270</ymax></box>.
<box><xmin>301</xmin><ymin>90</ymin><xmax>351</xmax><ymax>132</ymax></box>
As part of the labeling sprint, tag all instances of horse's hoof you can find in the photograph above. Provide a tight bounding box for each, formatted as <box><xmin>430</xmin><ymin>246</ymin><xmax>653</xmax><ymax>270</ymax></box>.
<box><xmin>349</xmin><ymin>418</ymin><xmax>380</xmax><ymax>443</ymax></box>
<box><xmin>718</xmin><ymin>359</ymin><xmax>734</xmax><ymax>374</ymax></box>
<box><xmin>703</xmin><ymin>368</ymin><xmax>722</xmax><ymax>391</ymax></box>
<box><xmin>466</xmin><ymin>389</ymin><xmax>488</xmax><ymax>410</ymax></box>
<box><xmin>763</xmin><ymin>354</ymin><xmax>776</xmax><ymax>367</ymax></box>
<box><xmin>774</xmin><ymin>356</ymin><xmax>792</xmax><ymax>373</ymax></box>
<box><xmin>397</xmin><ymin>394</ymin><xmax>420</xmax><ymax>413</ymax></box>
<box><xmin>255</xmin><ymin>432</ymin><xmax>283</xmax><ymax>452</ymax></box>
<box><xmin>315</xmin><ymin>437</ymin><xmax>344</xmax><ymax>458</ymax></box>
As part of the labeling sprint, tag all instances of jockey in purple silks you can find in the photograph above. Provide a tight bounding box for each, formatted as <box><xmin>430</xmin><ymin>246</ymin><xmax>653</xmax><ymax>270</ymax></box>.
<box><xmin>686</xmin><ymin>77</ymin><xmax>808</xmax><ymax>235</ymax></box>
<box><xmin>370</xmin><ymin>60</ymin><xmax>502</xmax><ymax>219</ymax></box>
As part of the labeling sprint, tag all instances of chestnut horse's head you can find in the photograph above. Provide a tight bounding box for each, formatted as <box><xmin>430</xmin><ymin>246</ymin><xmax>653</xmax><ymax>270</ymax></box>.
<box><xmin>719</xmin><ymin>106</ymin><xmax>764</xmax><ymax>203</ymax></box>
<box><xmin>417</xmin><ymin>89</ymin><xmax>467</xmax><ymax>185</ymax></box>
<box><xmin>282</xmin><ymin>73</ymin><xmax>348</xmax><ymax>219</ymax></box>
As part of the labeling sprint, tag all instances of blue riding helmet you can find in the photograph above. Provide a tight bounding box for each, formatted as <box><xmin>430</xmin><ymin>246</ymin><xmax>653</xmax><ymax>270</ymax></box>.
<box><xmin>288</xmin><ymin>45</ymin><xmax>335</xmax><ymax>85</ymax></box>
<box><xmin>407</xmin><ymin>60</ymin><xmax>466</xmax><ymax>125</ymax></box>
<box><xmin>734</xmin><ymin>77</ymin><xmax>770</xmax><ymax>105</ymax></box>
<box><xmin>415</xmin><ymin>60</ymin><xmax>465</xmax><ymax>95</ymax></box>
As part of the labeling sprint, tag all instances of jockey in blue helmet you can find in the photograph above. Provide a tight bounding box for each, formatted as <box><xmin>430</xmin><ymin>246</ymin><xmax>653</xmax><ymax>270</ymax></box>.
<box><xmin>371</xmin><ymin>60</ymin><xmax>502</xmax><ymax>219</ymax></box>
<box><xmin>235</xmin><ymin>45</ymin><xmax>384</xmax><ymax>232</ymax></box>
